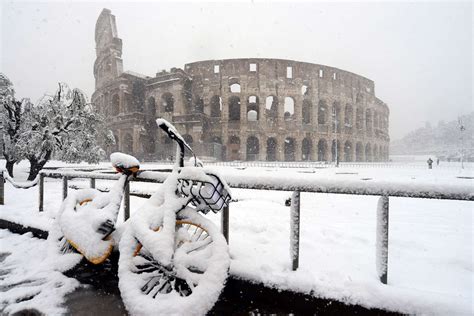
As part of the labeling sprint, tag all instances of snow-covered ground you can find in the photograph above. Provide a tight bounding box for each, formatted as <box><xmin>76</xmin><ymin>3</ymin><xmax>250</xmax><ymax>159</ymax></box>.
<box><xmin>0</xmin><ymin>160</ymin><xmax>472</xmax><ymax>315</ymax></box>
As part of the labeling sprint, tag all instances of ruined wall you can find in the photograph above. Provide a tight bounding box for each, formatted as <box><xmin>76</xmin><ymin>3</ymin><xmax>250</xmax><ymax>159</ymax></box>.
<box><xmin>92</xmin><ymin>9</ymin><xmax>390</xmax><ymax>162</ymax></box>
<box><xmin>183</xmin><ymin>58</ymin><xmax>390</xmax><ymax>162</ymax></box>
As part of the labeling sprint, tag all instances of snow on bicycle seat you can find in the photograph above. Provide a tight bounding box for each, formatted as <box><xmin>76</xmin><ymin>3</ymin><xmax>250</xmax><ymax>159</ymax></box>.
<box><xmin>110</xmin><ymin>152</ymin><xmax>140</xmax><ymax>173</ymax></box>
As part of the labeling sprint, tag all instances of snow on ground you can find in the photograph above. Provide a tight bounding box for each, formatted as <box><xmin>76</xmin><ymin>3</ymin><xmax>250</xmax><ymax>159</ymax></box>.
<box><xmin>0</xmin><ymin>230</ymin><xmax>80</xmax><ymax>315</ymax></box>
<box><xmin>0</xmin><ymin>159</ymin><xmax>473</xmax><ymax>315</ymax></box>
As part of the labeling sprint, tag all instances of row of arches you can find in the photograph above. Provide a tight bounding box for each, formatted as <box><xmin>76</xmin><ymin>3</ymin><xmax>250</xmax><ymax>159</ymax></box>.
<box><xmin>226</xmin><ymin>136</ymin><xmax>388</xmax><ymax>162</ymax></box>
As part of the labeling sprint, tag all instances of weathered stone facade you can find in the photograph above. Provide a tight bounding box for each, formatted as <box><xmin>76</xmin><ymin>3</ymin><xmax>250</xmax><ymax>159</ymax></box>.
<box><xmin>92</xmin><ymin>9</ymin><xmax>390</xmax><ymax>162</ymax></box>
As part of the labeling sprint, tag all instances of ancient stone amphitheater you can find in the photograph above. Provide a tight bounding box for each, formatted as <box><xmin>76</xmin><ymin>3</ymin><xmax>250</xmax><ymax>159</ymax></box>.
<box><xmin>92</xmin><ymin>9</ymin><xmax>390</xmax><ymax>162</ymax></box>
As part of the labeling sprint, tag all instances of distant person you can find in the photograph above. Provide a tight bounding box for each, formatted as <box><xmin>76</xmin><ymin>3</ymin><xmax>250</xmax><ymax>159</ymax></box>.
<box><xmin>436</xmin><ymin>158</ymin><xmax>440</xmax><ymax>166</ymax></box>
<box><xmin>427</xmin><ymin>158</ymin><xmax>433</xmax><ymax>169</ymax></box>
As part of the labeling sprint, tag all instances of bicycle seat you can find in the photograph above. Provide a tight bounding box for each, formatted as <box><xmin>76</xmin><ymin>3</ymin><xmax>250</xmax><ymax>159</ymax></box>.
<box><xmin>110</xmin><ymin>152</ymin><xmax>140</xmax><ymax>175</ymax></box>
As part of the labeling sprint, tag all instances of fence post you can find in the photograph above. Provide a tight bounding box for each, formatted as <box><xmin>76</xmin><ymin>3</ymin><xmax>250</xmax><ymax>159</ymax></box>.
<box><xmin>376</xmin><ymin>195</ymin><xmax>389</xmax><ymax>284</ymax></box>
<box><xmin>124</xmin><ymin>181</ymin><xmax>130</xmax><ymax>221</ymax></box>
<box><xmin>290</xmin><ymin>191</ymin><xmax>301</xmax><ymax>271</ymax></box>
<box><xmin>90</xmin><ymin>178</ymin><xmax>96</xmax><ymax>189</ymax></box>
<box><xmin>39</xmin><ymin>174</ymin><xmax>44</xmax><ymax>212</ymax></box>
<box><xmin>221</xmin><ymin>205</ymin><xmax>230</xmax><ymax>243</ymax></box>
<box><xmin>0</xmin><ymin>171</ymin><xmax>4</xmax><ymax>205</ymax></box>
<box><xmin>62</xmin><ymin>176</ymin><xmax>68</xmax><ymax>200</ymax></box>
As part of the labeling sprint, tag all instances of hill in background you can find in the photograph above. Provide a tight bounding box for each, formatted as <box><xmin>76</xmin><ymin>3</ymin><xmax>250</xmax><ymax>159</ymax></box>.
<box><xmin>390</xmin><ymin>113</ymin><xmax>474</xmax><ymax>161</ymax></box>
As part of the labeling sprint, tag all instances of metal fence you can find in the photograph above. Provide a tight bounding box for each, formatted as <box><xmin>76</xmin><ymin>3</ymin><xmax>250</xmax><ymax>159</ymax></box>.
<box><xmin>1</xmin><ymin>168</ymin><xmax>473</xmax><ymax>286</ymax></box>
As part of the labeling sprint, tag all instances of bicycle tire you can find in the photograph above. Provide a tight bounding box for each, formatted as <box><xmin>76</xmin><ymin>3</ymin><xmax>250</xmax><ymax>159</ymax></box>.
<box><xmin>118</xmin><ymin>211</ymin><xmax>230</xmax><ymax>316</ymax></box>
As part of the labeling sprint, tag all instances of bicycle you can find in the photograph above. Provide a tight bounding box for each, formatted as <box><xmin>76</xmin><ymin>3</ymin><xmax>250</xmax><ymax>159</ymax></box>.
<box><xmin>48</xmin><ymin>118</ymin><xmax>232</xmax><ymax>315</ymax></box>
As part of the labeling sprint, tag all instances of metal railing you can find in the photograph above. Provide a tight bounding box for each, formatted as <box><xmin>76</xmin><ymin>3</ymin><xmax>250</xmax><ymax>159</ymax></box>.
<box><xmin>1</xmin><ymin>168</ymin><xmax>473</xmax><ymax>286</ymax></box>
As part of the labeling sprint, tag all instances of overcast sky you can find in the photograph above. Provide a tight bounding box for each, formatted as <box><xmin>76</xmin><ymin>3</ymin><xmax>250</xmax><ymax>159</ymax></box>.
<box><xmin>1</xmin><ymin>1</ymin><xmax>472</xmax><ymax>139</ymax></box>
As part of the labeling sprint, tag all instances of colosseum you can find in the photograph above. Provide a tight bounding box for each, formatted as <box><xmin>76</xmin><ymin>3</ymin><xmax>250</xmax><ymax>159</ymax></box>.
<box><xmin>92</xmin><ymin>9</ymin><xmax>390</xmax><ymax>162</ymax></box>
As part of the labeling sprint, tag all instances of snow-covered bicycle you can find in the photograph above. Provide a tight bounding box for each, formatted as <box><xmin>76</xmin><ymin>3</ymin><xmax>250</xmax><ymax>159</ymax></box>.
<box><xmin>49</xmin><ymin>118</ymin><xmax>232</xmax><ymax>315</ymax></box>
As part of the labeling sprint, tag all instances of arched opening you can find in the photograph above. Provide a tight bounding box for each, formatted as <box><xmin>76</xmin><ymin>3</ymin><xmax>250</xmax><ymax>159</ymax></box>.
<box><xmin>284</xmin><ymin>97</ymin><xmax>295</xmax><ymax>120</ymax></box>
<box><xmin>228</xmin><ymin>96</ymin><xmax>241</xmax><ymax>121</ymax></box>
<box><xmin>366</xmin><ymin>109</ymin><xmax>372</xmax><ymax>132</ymax></box>
<box><xmin>211</xmin><ymin>136</ymin><xmax>222</xmax><ymax>144</ymax></box>
<box><xmin>194</xmin><ymin>98</ymin><xmax>204</xmax><ymax>113</ymax></box>
<box><xmin>284</xmin><ymin>137</ymin><xmax>296</xmax><ymax>161</ymax></box>
<box><xmin>112</xmin><ymin>94</ymin><xmax>120</xmax><ymax>114</ymax></box>
<box><xmin>161</xmin><ymin>93</ymin><xmax>174</xmax><ymax>113</ymax></box>
<box><xmin>123</xmin><ymin>133</ymin><xmax>133</xmax><ymax>154</ymax></box>
<box><xmin>267</xmin><ymin>138</ymin><xmax>277</xmax><ymax>161</ymax></box>
<box><xmin>266</xmin><ymin>96</ymin><xmax>278</xmax><ymax>121</ymax></box>
<box><xmin>332</xmin><ymin>102</ymin><xmax>342</xmax><ymax>133</ymax></box>
<box><xmin>344</xmin><ymin>104</ymin><xmax>353</xmax><ymax>132</ymax></box>
<box><xmin>344</xmin><ymin>141</ymin><xmax>353</xmax><ymax>162</ymax></box>
<box><xmin>356</xmin><ymin>142</ymin><xmax>364</xmax><ymax>162</ymax></box>
<box><xmin>147</xmin><ymin>97</ymin><xmax>156</xmax><ymax>116</ymax></box>
<box><xmin>247</xmin><ymin>96</ymin><xmax>259</xmax><ymax>121</ymax></box>
<box><xmin>373</xmin><ymin>145</ymin><xmax>379</xmax><ymax>162</ymax></box>
<box><xmin>230</xmin><ymin>83</ymin><xmax>241</xmax><ymax>93</ymax></box>
<box><xmin>228</xmin><ymin>136</ymin><xmax>240</xmax><ymax>161</ymax></box>
<box><xmin>302</xmin><ymin>138</ymin><xmax>312</xmax><ymax>161</ymax></box>
<box><xmin>183</xmin><ymin>134</ymin><xmax>193</xmax><ymax>145</ymax></box>
<box><xmin>302</xmin><ymin>100</ymin><xmax>312</xmax><ymax>124</ymax></box>
<box><xmin>246</xmin><ymin>136</ymin><xmax>259</xmax><ymax>161</ymax></box>
<box><xmin>356</xmin><ymin>108</ymin><xmax>363</xmax><ymax>130</ymax></box>
<box><xmin>318</xmin><ymin>100</ymin><xmax>327</xmax><ymax>124</ymax></box>
<box><xmin>301</xmin><ymin>84</ymin><xmax>310</xmax><ymax>96</ymax></box>
<box><xmin>112</xmin><ymin>133</ymin><xmax>119</xmax><ymax>153</ymax></box>
<box><xmin>318</xmin><ymin>139</ymin><xmax>328</xmax><ymax>161</ymax></box>
<box><xmin>365</xmin><ymin>143</ymin><xmax>372</xmax><ymax>162</ymax></box>
<box><xmin>210</xmin><ymin>96</ymin><xmax>222</xmax><ymax>117</ymax></box>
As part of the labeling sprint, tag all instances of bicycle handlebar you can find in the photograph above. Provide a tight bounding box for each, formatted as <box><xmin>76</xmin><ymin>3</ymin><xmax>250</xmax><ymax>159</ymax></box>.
<box><xmin>156</xmin><ymin>118</ymin><xmax>196</xmax><ymax>168</ymax></box>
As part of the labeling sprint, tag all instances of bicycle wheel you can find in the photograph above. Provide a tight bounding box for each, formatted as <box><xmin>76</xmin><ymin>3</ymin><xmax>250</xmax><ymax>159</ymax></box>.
<box><xmin>118</xmin><ymin>211</ymin><xmax>230</xmax><ymax>316</ymax></box>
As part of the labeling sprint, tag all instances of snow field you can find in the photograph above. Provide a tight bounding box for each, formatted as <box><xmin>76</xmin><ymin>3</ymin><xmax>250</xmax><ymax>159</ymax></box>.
<box><xmin>0</xmin><ymin>161</ymin><xmax>472</xmax><ymax>315</ymax></box>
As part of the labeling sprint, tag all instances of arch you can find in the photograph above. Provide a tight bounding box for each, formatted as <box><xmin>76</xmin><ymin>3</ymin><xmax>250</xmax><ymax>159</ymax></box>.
<box><xmin>365</xmin><ymin>143</ymin><xmax>372</xmax><ymax>162</ymax></box>
<box><xmin>147</xmin><ymin>97</ymin><xmax>156</xmax><ymax>116</ymax></box>
<box><xmin>344</xmin><ymin>104</ymin><xmax>353</xmax><ymax>130</ymax></box>
<box><xmin>246</xmin><ymin>136</ymin><xmax>259</xmax><ymax>161</ymax></box>
<box><xmin>267</xmin><ymin>138</ymin><xmax>277</xmax><ymax>161</ymax></box>
<box><xmin>183</xmin><ymin>134</ymin><xmax>193</xmax><ymax>145</ymax></box>
<box><xmin>302</xmin><ymin>100</ymin><xmax>312</xmax><ymax>124</ymax></box>
<box><xmin>356</xmin><ymin>142</ymin><xmax>364</xmax><ymax>162</ymax></box>
<box><xmin>301</xmin><ymin>84</ymin><xmax>310</xmax><ymax>96</ymax></box>
<box><xmin>247</xmin><ymin>96</ymin><xmax>259</xmax><ymax>121</ymax></box>
<box><xmin>210</xmin><ymin>95</ymin><xmax>222</xmax><ymax>117</ymax></box>
<box><xmin>284</xmin><ymin>97</ymin><xmax>295</xmax><ymax>120</ymax></box>
<box><xmin>374</xmin><ymin>111</ymin><xmax>379</xmax><ymax>130</ymax></box>
<box><xmin>194</xmin><ymin>97</ymin><xmax>204</xmax><ymax>113</ymax></box>
<box><xmin>228</xmin><ymin>96</ymin><xmax>241</xmax><ymax>121</ymax></box>
<box><xmin>373</xmin><ymin>145</ymin><xmax>379</xmax><ymax>162</ymax></box>
<box><xmin>265</xmin><ymin>96</ymin><xmax>278</xmax><ymax>120</ymax></box>
<box><xmin>365</xmin><ymin>108</ymin><xmax>372</xmax><ymax>131</ymax></box>
<box><xmin>284</xmin><ymin>137</ymin><xmax>296</xmax><ymax>161</ymax></box>
<box><xmin>112</xmin><ymin>94</ymin><xmax>120</xmax><ymax>114</ymax></box>
<box><xmin>161</xmin><ymin>93</ymin><xmax>174</xmax><ymax>113</ymax></box>
<box><xmin>318</xmin><ymin>100</ymin><xmax>327</xmax><ymax>124</ymax></box>
<box><xmin>317</xmin><ymin>139</ymin><xmax>328</xmax><ymax>161</ymax></box>
<box><xmin>356</xmin><ymin>107</ymin><xmax>363</xmax><ymax>130</ymax></box>
<box><xmin>228</xmin><ymin>135</ymin><xmax>241</xmax><ymax>161</ymax></box>
<box><xmin>302</xmin><ymin>138</ymin><xmax>312</xmax><ymax>161</ymax></box>
<box><xmin>112</xmin><ymin>133</ymin><xmax>119</xmax><ymax>153</ymax></box>
<box><xmin>230</xmin><ymin>83</ymin><xmax>241</xmax><ymax>93</ymax></box>
<box><xmin>344</xmin><ymin>141</ymin><xmax>353</xmax><ymax>162</ymax></box>
<box><xmin>123</xmin><ymin>133</ymin><xmax>133</xmax><ymax>154</ymax></box>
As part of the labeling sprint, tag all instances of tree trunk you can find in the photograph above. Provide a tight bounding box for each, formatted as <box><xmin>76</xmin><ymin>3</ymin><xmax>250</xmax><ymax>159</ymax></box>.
<box><xmin>27</xmin><ymin>151</ymin><xmax>52</xmax><ymax>181</ymax></box>
<box><xmin>6</xmin><ymin>160</ymin><xmax>15</xmax><ymax>177</ymax></box>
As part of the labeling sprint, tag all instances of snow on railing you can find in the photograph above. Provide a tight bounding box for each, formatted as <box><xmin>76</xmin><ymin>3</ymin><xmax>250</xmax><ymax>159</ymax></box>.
<box><xmin>2</xmin><ymin>168</ymin><xmax>473</xmax><ymax>286</ymax></box>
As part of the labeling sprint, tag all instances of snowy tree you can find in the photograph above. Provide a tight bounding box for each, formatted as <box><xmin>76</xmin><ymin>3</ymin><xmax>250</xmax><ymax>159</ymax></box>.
<box><xmin>0</xmin><ymin>73</ymin><xmax>31</xmax><ymax>177</ymax></box>
<box><xmin>16</xmin><ymin>83</ymin><xmax>113</xmax><ymax>180</ymax></box>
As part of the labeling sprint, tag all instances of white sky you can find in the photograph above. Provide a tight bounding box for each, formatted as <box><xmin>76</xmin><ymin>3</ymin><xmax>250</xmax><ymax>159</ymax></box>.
<box><xmin>1</xmin><ymin>0</ymin><xmax>472</xmax><ymax>139</ymax></box>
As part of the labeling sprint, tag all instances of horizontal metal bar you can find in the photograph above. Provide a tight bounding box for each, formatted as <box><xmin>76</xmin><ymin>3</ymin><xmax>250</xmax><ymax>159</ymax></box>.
<box><xmin>39</xmin><ymin>169</ymin><xmax>474</xmax><ymax>202</ymax></box>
